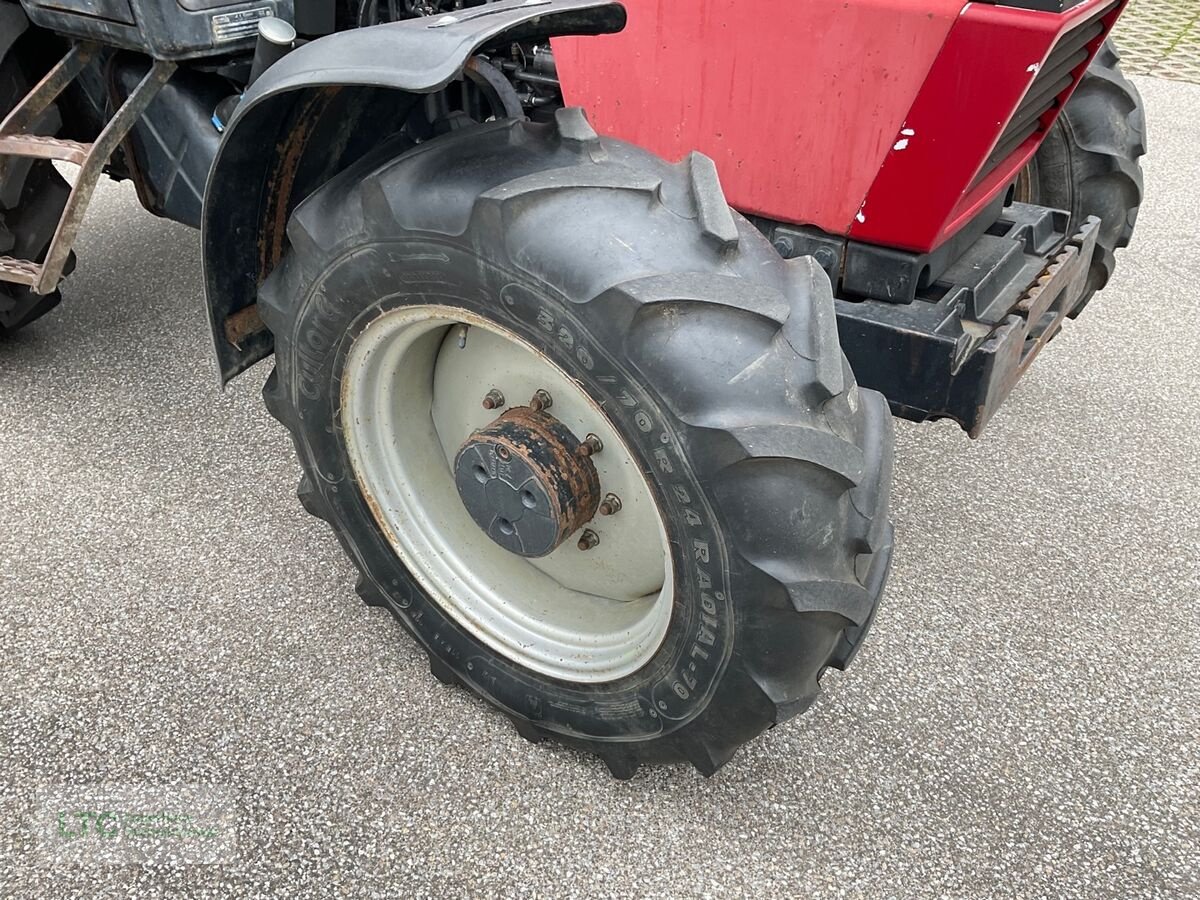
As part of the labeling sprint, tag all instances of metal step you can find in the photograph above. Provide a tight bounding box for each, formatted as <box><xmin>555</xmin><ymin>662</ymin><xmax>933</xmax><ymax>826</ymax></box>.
<box><xmin>0</xmin><ymin>256</ymin><xmax>41</xmax><ymax>287</ymax></box>
<box><xmin>0</xmin><ymin>134</ymin><xmax>92</xmax><ymax>166</ymax></box>
<box><xmin>0</xmin><ymin>43</ymin><xmax>175</xmax><ymax>295</ymax></box>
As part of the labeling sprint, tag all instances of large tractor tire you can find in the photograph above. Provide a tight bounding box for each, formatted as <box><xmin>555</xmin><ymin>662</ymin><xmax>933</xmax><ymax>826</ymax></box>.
<box><xmin>258</xmin><ymin>110</ymin><xmax>894</xmax><ymax>777</ymax></box>
<box><xmin>0</xmin><ymin>43</ymin><xmax>71</xmax><ymax>336</ymax></box>
<box><xmin>1018</xmin><ymin>40</ymin><xmax>1146</xmax><ymax>316</ymax></box>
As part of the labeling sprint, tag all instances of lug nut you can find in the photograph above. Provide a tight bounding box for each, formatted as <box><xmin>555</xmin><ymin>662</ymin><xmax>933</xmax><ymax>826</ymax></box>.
<box><xmin>529</xmin><ymin>389</ymin><xmax>553</xmax><ymax>412</ymax></box>
<box><xmin>482</xmin><ymin>389</ymin><xmax>505</xmax><ymax>410</ymax></box>
<box><xmin>599</xmin><ymin>493</ymin><xmax>622</xmax><ymax>516</ymax></box>
<box><xmin>577</xmin><ymin>529</ymin><xmax>600</xmax><ymax>551</ymax></box>
<box><xmin>578</xmin><ymin>434</ymin><xmax>603</xmax><ymax>458</ymax></box>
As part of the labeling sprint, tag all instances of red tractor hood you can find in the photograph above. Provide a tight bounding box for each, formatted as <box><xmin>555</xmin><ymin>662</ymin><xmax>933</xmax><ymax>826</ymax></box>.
<box><xmin>553</xmin><ymin>0</ymin><xmax>1123</xmax><ymax>254</ymax></box>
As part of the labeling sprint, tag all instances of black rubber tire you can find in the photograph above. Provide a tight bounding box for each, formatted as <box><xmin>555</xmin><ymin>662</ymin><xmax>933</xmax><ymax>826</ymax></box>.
<box><xmin>1024</xmin><ymin>40</ymin><xmax>1146</xmax><ymax>316</ymax></box>
<box><xmin>258</xmin><ymin>111</ymin><xmax>895</xmax><ymax>777</ymax></box>
<box><xmin>0</xmin><ymin>44</ymin><xmax>71</xmax><ymax>336</ymax></box>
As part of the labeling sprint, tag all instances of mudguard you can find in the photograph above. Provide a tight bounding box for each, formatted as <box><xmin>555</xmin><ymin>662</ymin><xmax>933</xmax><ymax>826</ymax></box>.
<box><xmin>201</xmin><ymin>0</ymin><xmax>626</xmax><ymax>383</ymax></box>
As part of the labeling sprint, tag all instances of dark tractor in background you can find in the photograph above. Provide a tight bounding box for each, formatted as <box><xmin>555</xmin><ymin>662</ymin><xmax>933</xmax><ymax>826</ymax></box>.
<box><xmin>0</xmin><ymin>0</ymin><xmax>1144</xmax><ymax>775</ymax></box>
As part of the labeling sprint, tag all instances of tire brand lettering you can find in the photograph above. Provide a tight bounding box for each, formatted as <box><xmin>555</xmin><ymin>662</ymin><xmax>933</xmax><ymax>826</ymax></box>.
<box><xmin>297</xmin><ymin>287</ymin><xmax>345</xmax><ymax>401</ymax></box>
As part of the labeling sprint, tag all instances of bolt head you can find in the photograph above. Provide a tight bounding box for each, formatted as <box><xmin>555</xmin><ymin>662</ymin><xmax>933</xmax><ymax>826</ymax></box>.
<box><xmin>814</xmin><ymin>246</ymin><xmax>838</xmax><ymax>270</ymax></box>
<box><xmin>578</xmin><ymin>434</ymin><xmax>603</xmax><ymax>458</ymax></box>
<box><xmin>530</xmin><ymin>389</ymin><xmax>553</xmax><ymax>412</ymax></box>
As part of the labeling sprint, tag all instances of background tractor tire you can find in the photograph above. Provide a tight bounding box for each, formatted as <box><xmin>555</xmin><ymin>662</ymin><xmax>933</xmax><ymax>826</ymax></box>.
<box><xmin>1020</xmin><ymin>40</ymin><xmax>1146</xmax><ymax>316</ymax></box>
<box><xmin>258</xmin><ymin>111</ymin><xmax>894</xmax><ymax>777</ymax></box>
<box><xmin>0</xmin><ymin>43</ymin><xmax>72</xmax><ymax>337</ymax></box>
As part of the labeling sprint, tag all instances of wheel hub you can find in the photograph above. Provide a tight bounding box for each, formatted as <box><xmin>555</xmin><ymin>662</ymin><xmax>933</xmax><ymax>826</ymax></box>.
<box><xmin>453</xmin><ymin>405</ymin><xmax>601</xmax><ymax>558</ymax></box>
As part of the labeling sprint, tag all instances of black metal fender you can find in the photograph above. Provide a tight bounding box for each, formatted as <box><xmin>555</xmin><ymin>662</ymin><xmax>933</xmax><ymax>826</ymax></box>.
<box><xmin>201</xmin><ymin>0</ymin><xmax>626</xmax><ymax>383</ymax></box>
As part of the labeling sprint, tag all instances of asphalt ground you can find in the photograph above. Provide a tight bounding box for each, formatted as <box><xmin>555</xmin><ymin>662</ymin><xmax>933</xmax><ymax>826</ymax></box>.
<box><xmin>1</xmin><ymin>76</ymin><xmax>1197</xmax><ymax>898</ymax></box>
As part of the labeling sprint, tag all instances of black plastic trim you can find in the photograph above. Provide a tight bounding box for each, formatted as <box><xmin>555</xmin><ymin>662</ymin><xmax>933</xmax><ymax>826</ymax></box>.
<box><xmin>977</xmin><ymin>0</ymin><xmax>1089</xmax><ymax>11</ymax></box>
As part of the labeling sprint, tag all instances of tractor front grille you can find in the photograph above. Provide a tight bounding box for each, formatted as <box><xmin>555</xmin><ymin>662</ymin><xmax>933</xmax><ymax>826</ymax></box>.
<box><xmin>973</xmin><ymin>7</ymin><xmax>1113</xmax><ymax>188</ymax></box>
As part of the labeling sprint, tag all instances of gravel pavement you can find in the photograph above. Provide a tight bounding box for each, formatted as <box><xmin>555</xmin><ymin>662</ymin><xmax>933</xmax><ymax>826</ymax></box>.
<box><xmin>1</xmin><ymin>76</ymin><xmax>1197</xmax><ymax>898</ymax></box>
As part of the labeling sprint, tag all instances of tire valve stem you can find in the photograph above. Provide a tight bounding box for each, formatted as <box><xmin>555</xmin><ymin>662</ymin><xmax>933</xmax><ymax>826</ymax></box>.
<box><xmin>578</xmin><ymin>434</ymin><xmax>603</xmax><ymax>458</ymax></box>
<box><xmin>457</xmin><ymin>324</ymin><xmax>469</xmax><ymax>349</ymax></box>
<box><xmin>529</xmin><ymin>389</ymin><xmax>553</xmax><ymax>412</ymax></box>
<box><xmin>577</xmin><ymin>529</ymin><xmax>600</xmax><ymax>551</ymax></box>
<box><xmin>482</xmin><ymin>389</ymin><xmax>505</xmax><ymax>411</ymax></box>
<box><xmin>599</xmin><ymin>493</ymin><xmax>622</xmax><ymax>516</ymax></box>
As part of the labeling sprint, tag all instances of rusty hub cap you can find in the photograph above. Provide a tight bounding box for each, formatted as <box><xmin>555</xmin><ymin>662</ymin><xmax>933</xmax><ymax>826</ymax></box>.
<box><xmin>454</xmin><ymin>406</ymin><xmax>601</xmax><ymax>558</ymax></box>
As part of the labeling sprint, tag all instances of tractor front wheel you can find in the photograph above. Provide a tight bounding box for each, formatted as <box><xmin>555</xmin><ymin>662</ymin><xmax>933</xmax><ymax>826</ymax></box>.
<box><xmin>259</xmin><ymin>111</ymin><xmax>894</xmax><ymax>776</ymax></box>
<box><xmin>1017</xmin><ymin>40</ymin><xmax>1146</xmax><ymax>316</ymax></box>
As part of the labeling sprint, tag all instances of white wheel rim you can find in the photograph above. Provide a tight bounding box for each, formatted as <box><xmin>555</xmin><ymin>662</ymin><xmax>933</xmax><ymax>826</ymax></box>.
<box><xmin>341</xmin><ymin>305</ymin><xmax>673</xmax><ymax>683</ymax></box>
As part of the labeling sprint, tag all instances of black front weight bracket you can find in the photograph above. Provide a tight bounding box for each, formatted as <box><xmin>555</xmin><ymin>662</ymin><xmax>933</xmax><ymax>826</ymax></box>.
<box><xmin>835</xmin><ymin>205</ymin><xmax>1101</xmax><ymax>437</ymax></box>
